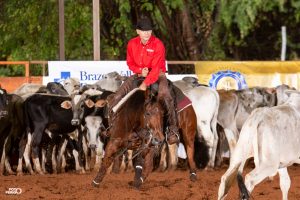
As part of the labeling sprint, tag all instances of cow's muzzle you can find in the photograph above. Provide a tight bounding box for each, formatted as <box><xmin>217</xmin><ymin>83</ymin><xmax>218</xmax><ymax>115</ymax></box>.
<box><xmin>71</xmin><ymin>119</ymin><xmax>80</xmax><ymax>126</ymax></box>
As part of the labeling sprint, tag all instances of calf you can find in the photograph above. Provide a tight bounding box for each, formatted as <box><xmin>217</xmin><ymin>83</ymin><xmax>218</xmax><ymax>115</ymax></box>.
<box><xmin>18</xmin><ymin>93</ymin><xmax>84</xmax><ymax>175</ymax></box>
<box><xmin>84</xmin><ymin>116</ymin><xmax>105</xmax><ymax>171</ymax></box>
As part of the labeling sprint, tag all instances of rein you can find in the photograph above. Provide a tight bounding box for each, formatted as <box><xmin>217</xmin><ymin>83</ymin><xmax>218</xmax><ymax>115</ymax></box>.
<box><xmin>112</xmin><ymin>126</ymin><xmax>156</xmax><ymax>162</ymax></box>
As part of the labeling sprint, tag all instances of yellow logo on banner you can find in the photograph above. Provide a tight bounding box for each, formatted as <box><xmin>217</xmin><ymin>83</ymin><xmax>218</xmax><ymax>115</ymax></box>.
<box><xmin>195</xmin><ymin>61</ymin><xmax>300</xmax><ymax>90</ymax></box>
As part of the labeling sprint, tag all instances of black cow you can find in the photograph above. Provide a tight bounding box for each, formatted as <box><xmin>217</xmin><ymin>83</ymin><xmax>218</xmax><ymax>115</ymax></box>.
<box><xmin>14</xmin><ymin>82</ymin><xmax>70</xmax><ymax>99</ymax></box>
<box><xmin>0</xmin><ymin>88</ymin><xmax>25</xmax><ymax>175</ymax></box>
<box><xmin>60</xmin><ymin>90</ymin><xmax>113</xmax><ymax>171</ymax></box>
<box><xmin>37</xmin><ymin>82</ymin><xmax>69</xmax><ymax>95</ymax></box>
<box><xmin>19</xmin><ymin>93</ymin><xmax>84</xmax><ymax>175</ymax></box>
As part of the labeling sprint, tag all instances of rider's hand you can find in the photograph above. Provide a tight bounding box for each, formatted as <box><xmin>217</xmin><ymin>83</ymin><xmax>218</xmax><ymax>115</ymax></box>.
<box><xmin>141</xmin><ymin>67</ymin><xmax>149</xmax><ymax>77</ymax></box>
<box><xmin>139</xmin><ymin>82</ymin><xmax>147</xmax><ymax>91</ymax></box>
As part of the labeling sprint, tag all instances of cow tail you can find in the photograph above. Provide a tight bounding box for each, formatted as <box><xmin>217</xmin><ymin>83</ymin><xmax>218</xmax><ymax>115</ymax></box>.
<box><xmin>237</xmin><ymin>172</ymin><xmax>250</xmax><ymax>200</ymax></box>
<box><xmin>23</xmin><ymin>99</ymin><xmax>32</xmax><ymax>135</ymax></box>
<box><xmin>194</xmin><ymin>133</ymin><xmax>209</xmax><ymax>169</ymax></box>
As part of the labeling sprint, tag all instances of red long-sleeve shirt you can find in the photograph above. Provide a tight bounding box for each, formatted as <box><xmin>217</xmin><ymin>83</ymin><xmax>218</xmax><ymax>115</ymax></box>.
<box><xmin>126</xmin><ymin>35</ymin><xmax>166</xmax><ymax>86</ymax></box>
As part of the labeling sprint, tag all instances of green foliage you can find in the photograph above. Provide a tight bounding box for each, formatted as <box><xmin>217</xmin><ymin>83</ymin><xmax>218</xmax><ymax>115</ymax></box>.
<box><xmin>1</xmin><ymin>0</ymin><xmax>300</xmax><ymax>77</ymax></box>
<box><xmin>0</xmin><ymin>67</ymin><xmax>11</xmax><ymax>77</ymax></box>
<box><xmin>0</xmin><ymin>0</ymin><xmax>58</xmax><ymax>62</ymax></box>
<box><xmin>65</xmin><ymin>0</ymin><xmax>93</xmax><ymax>59</ymax></box>
<box><xmin>203</xmin><ymin>29</ymin><xmax>227</xmax><ymax>60</ymax></box>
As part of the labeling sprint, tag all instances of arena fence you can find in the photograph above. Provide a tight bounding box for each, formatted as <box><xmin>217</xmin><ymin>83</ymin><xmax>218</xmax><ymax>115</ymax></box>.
<box><xmin>2</xmin><ymin>60</ymin><xmax>300</xmax><ymax>92</ymax></box>
<box><xmin>0</xmin><ymin>60</ymin><xmax>194</xmax><ymax>92</ymax></box>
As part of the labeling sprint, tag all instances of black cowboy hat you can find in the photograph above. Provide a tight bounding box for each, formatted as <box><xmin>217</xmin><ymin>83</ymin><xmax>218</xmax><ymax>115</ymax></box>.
<box><xmin>136</xmin><ymin>17</ymin><xmax>153</xmax><ymax>31</ymax></box>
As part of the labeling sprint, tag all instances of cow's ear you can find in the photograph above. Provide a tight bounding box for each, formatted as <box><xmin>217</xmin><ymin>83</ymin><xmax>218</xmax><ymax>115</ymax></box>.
<box><xmin>95</xmin><ymin>99</ymin><xmax>107</xmax><ymax>107</ymax></box>
<box><xmin>61</xmin><ymin>100</ymin><xmax>72</xmax><ymax>109</ymax></box>
<box><xmin>85</xmin><ymin>99</ymin><xmax>95</xmax><ymax>108</ymax></box>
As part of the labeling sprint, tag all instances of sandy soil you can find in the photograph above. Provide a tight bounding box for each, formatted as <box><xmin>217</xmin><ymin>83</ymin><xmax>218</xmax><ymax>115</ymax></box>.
<box><xmin>1</xmin><ymin>164</ymin><xmax>300</xmax><ymax>200</ymax></box>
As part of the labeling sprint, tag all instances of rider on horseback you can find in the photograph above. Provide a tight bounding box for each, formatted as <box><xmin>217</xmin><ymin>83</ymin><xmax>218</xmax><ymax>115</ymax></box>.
<box><xmin>108</xmin><ymin>16</ymin><xmax>179</xmax><ymax>145</ymax></box>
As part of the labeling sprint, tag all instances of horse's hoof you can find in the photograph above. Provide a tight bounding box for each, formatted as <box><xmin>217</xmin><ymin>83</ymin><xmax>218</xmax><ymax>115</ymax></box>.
<box><xmin>190</xmin><ymin>172</ymin><xmax>197</xmax><ymax>182</ymax></box>
<box><xmin>91</xmin><ymin>180</ymin><xmax>100</xmax><ymax>188</ymax></box>
<box><xmin>128</xmin><ymin>180</ymin><xmax>142</xmax><ymax>190</ymax></box>
<box><xmin>133</xmin><ymin>181</ymin><xmax>142</xmax><ymax>190</ymax></box>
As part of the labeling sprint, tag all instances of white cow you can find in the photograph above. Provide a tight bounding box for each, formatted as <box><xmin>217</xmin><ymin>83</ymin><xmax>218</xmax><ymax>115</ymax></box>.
<box><xmin>173</xmin><ymin>79</ymin><xmax>219</xmax><ymax>168</ymax></box>
<box><xmin>62</xmin><ymin>77</ymin><xmax>80</xmax><ymax>95</ymax></box>
<box><xmin>217</xmin><ymin>84</ymin><xmax>293</xmax><ymax>166</ymax></box>
<box><xmin>218</xmin><ymin>90</ymin><xmax>300</xmax><ymax>200</ymax></box>
<box><xmin>94</xmin><ymin>71</ymin><xmax>125</xmax><ymax>92</ymax></box>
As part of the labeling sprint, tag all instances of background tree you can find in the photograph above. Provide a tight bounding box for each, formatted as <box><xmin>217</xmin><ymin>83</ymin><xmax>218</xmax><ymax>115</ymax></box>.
<box><xmin>1</xmin><ymin>0</ymin><xmax>300</xmax><ymax>76</ymax></box>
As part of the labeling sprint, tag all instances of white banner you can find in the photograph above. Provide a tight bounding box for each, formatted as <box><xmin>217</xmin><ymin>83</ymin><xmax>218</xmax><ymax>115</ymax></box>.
<box><xmin>46</xmin><ymin>60</ymin><xmax>191</xmax><ymax>85</ymax></box>
<box><xmin>47</xmin><ymin>61</ymin><xmax>132</xmax><ymax>85</ymax></box>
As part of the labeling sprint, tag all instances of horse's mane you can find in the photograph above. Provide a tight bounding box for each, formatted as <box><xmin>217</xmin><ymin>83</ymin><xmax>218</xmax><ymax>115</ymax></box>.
<box><xmin>112</xmin><ymin>88</ymin><xmax>145</xmax><ymax>112</ymax></box>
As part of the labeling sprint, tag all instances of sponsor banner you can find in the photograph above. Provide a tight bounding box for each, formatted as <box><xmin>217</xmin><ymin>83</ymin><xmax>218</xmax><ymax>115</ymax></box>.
<box><xmin>47</xmin><ymin>61</ymin><xmax>132</xmax><ymax>85</ymax></box>
<box><xmin>195</xmin><ymin>61</ymin><xmax>300</xmax><ymax>90</ymax></box>
<box><xmin>47</xmin><ymin>61</ymin><xmax>171</xmax><ymax>85</ymax></box>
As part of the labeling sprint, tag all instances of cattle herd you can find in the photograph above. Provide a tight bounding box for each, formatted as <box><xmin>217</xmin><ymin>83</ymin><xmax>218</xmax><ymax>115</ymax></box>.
<box><xmin>0</xmin><ymin>72</ymin><xmax>299</xmax><ymax>200</ymax></box>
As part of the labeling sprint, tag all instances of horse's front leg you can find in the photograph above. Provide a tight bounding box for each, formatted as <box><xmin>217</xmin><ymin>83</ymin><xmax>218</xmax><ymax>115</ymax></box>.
<box><xmin>92</xmin><ymin>138</ymin><xmax>123</xmax><ymax>187</ymax></box>
<box><xmin>132</xmin><ymin>148</ymin><xmax>155</xmax><ymax>189</ymax></box>
<box><xmin>132</xmin><ymin>152</ymin><xmax>144</xmax><ymax>189</ymax></box>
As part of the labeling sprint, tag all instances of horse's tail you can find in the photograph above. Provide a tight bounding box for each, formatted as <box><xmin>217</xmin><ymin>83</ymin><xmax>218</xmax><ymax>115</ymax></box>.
<box><xmin>237</xmin><ymin>173</ymin><xmax>250</xmax><ymax>200</ymax></box>
<box><xmin>194</xmin><ymin>133</ymin><xmax>209</xmax><ymax>169</ymax></box>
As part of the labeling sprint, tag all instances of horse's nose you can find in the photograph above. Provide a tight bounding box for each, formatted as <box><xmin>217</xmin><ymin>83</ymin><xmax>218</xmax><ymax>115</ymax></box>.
<box><xmin>151</xmin><ymin>137</ymin><xmax>163</xmax><ymax>146</ymax></box>
<box><xmin>89</xmin><ymin>144</ymin><xmax>97</xmax><ymax>150</ymax></box>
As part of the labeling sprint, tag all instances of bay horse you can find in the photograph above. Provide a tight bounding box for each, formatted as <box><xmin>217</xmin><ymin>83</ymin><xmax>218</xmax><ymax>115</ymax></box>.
<box><xmin>141</xmin><ymin>88</ymin><xmax>202</xmax><ymax>182</ymax></box>
<box><xmin>92</xmin><ymin>87</ymin><xmax>165</xmax><ymax>188</ymax></box>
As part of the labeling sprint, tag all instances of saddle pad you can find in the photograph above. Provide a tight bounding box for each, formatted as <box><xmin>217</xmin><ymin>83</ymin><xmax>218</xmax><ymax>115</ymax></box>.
<box><xmin>177</xmin><ymin>95</ymin><xmax>192</xmax><ymax>113</ymax></box>
<box><xmin>172</xmin><ymin>84</ymin><xmax>192</xmax><ymax>113</ymax></box>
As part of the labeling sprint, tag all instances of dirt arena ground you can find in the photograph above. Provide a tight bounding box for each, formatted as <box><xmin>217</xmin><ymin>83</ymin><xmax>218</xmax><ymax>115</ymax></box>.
<box><xmin>1</xmin><ymin>164</ymin><xmax>300</xmax><ymax>200</ymax></box>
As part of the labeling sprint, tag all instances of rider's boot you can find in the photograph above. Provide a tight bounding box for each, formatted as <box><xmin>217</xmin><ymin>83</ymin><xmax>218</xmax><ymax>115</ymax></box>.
<box><xmin>165</xmin><ymin>101</ymin><xmax>180</xmax><ymax>145</ymax></box>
